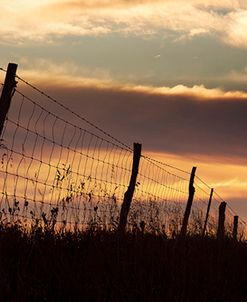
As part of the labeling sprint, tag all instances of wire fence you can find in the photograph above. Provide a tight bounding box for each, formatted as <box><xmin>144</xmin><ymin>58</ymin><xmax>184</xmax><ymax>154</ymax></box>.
<box><xmin>0</xmin><ymin>67</ymin><xmax>246</xmax><ymax>238</ymax></box>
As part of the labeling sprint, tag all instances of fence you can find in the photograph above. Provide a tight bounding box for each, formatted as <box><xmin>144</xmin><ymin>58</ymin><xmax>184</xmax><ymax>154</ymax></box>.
<box><xmin>0</xmin><ymin>63</ymin><xmax>246</xmax><ymax>238</ymax></box>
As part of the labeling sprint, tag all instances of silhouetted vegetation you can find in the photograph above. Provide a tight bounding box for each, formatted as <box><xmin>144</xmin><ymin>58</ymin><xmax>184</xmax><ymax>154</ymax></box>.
<box><xmin>0</xmin><ymin>224</ymin><xmax>247</xmax><ymax>302</ymax></box>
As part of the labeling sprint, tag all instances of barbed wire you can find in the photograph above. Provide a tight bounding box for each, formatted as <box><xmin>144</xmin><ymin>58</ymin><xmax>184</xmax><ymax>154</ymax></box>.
<box><xmin>141</xmin><ymin>155</ymin><xmax>191</xmax><ymax>176</ymax></box>
<box><xmin>15</xmin><ymin>72</ymin><xmax>133</xmax><ymax>152</ymax></box>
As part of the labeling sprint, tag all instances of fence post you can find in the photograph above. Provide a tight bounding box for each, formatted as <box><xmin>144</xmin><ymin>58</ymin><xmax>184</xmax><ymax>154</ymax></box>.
<box><xmin>202</xmin><ymin>188</ymin><xmax>214</xmax><ymax>236</ymax></box>
<box><xmin>233</xmin><ymin>215</ymin><xmax>238</xmax><ymax>241</ymax></box>
<box><xmin>217</xmin><ymin>201</ymin><xmax>226</xmax><ymax>240</ymax></box>
<box><xmin>118</xmin><ymin>143</ymin><xmax>142</xmax><ymax>234</ymax></box>
<box><xmin>0</xmin><ymin>63</ymin><xmax>18</xmax><ymax>137</ymax></box>
<box><xmin>180</xmin><ymin>166</ymin><xmax>197</xmax><ymax>237</ymax></box>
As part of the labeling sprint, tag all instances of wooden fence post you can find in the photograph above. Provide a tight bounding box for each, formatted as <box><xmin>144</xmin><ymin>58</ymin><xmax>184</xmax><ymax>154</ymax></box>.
<box><xmin>0</xmin><ymin>63</ymin><xmax>18</xmax><ymax>137</ymax></box>
<box><xmin>118</xmin><ymin>143</ymin><xmax>142</xmax><ymax>234</ymax></box>
<box><xmin>180</xmin><ymin>166</ymin><xmax>197</xmax><ymax>237</ymax></box>
<box><xmin>217</xmin><ymin>201</ymin><xmax>226</xmax><ymax>240</ymax></box>
<box><xmin>233</xmin><ymin>215</ymin><xmax>238</xmax><ymax>241</ymax></box>
<box><xmin>202</xmin><ymin>188</ymin><xmax>214</xmax><ymax>236</ymax></box>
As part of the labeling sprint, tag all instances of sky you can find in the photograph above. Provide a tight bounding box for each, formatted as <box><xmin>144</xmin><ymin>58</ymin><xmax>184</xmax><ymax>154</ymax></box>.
<box><xmin>1</xmin><ymin>0</ymin><xmax>247</xmax><ymax>220</ymax></box>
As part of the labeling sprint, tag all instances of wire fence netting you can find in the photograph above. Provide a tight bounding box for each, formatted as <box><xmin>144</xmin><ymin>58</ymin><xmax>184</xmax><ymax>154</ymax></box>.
<box><xmin>0</xmin><ymin>69</ymin><xmax>246</xmax><ymax>238</ymax></box>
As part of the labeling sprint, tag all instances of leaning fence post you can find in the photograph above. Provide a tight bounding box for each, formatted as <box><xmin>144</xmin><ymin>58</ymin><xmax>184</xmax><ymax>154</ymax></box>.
<box><xmin>180</xmin><ymin>166</ymin><xmax>197</xmax><ymax>236</ymax></box>
<box><xmin>0</xmin><ymin>63</ymin><xmax>18</xmax><ymax>137</ymax></box>
<box><xmin>202</xmin><ymin>188</ymin><xmax>214</xmax><ymax>236</ymax></box>
<box><xmin>233</xmin><ymin>215</ymin><xmax>238</xmax><ymax>241</ymax></box>
<box><xmin>217</xmin><ymin>201</ymin><xmax>226</xmax><ymax>240</ymax></box>
<box><xmin>118</xmin><ymin>143</ymin><xmax>142</xmax><ymax>234</ymax></box>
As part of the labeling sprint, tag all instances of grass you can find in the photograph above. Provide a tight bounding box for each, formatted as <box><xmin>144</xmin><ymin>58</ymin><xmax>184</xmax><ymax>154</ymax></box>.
<box><xmin>0</xmin><ymin>224</ymin><xmax>247</xmax><ymax>302</ymax></box>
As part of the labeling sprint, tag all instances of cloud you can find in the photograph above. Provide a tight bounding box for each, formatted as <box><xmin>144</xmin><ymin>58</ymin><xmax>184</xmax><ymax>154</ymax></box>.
<box><xmin>1</xmin><ymin>0</ymin><xmax>247</xmax><ymax>48</ymax></box>
<box><xmin>224</xmin><ymin>10</ymin><xmax>247</xmax><ymax>47</ymax></box>
<box><xmin>38</xmin><ymin>0</ymin><xmax>247</xmax><ymax>10</ymax></box>
<box><xmin>127</xmin><ymin>84</ymin><xmax>247</xmax><ymax>99</ymax></box>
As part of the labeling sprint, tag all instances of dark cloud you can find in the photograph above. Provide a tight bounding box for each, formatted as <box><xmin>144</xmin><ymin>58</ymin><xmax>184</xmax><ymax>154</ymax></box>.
<box><xmin>15</xmin><ymin>83</ymin><xmax>247</xmax><ymax>163</ymax></box>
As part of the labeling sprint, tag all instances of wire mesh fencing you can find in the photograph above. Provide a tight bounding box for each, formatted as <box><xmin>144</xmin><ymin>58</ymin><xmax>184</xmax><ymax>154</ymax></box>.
<box><xmin>0</xmin><ymin>67</ymin><xmax>246</xmax><ymax>238</ymax></box>
<box><xmin>127</xmin><ymin>156</ymin><xmax>190</xmax><ymax>235</ymax></box>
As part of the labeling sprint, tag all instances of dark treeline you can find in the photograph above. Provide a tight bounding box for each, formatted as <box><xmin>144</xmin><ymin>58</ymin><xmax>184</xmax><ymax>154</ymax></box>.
<box><xmin>0</xmin><ymin>225</ymin><xmax>247</xmax><ymax>302</ymax></box>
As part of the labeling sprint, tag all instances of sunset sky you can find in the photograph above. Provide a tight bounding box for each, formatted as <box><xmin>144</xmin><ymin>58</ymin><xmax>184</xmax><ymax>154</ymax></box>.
<box><xmin>1</xmin><ymin>0</ymin><xmax>247</xmax><ymax>220</ymax></box>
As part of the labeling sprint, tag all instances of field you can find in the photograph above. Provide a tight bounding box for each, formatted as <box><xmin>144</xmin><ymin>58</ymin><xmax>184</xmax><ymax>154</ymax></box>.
<box><xmin>0</xmin><ymin>224</ymin><xmax>247</xmax><ymax>302</ymax></box>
